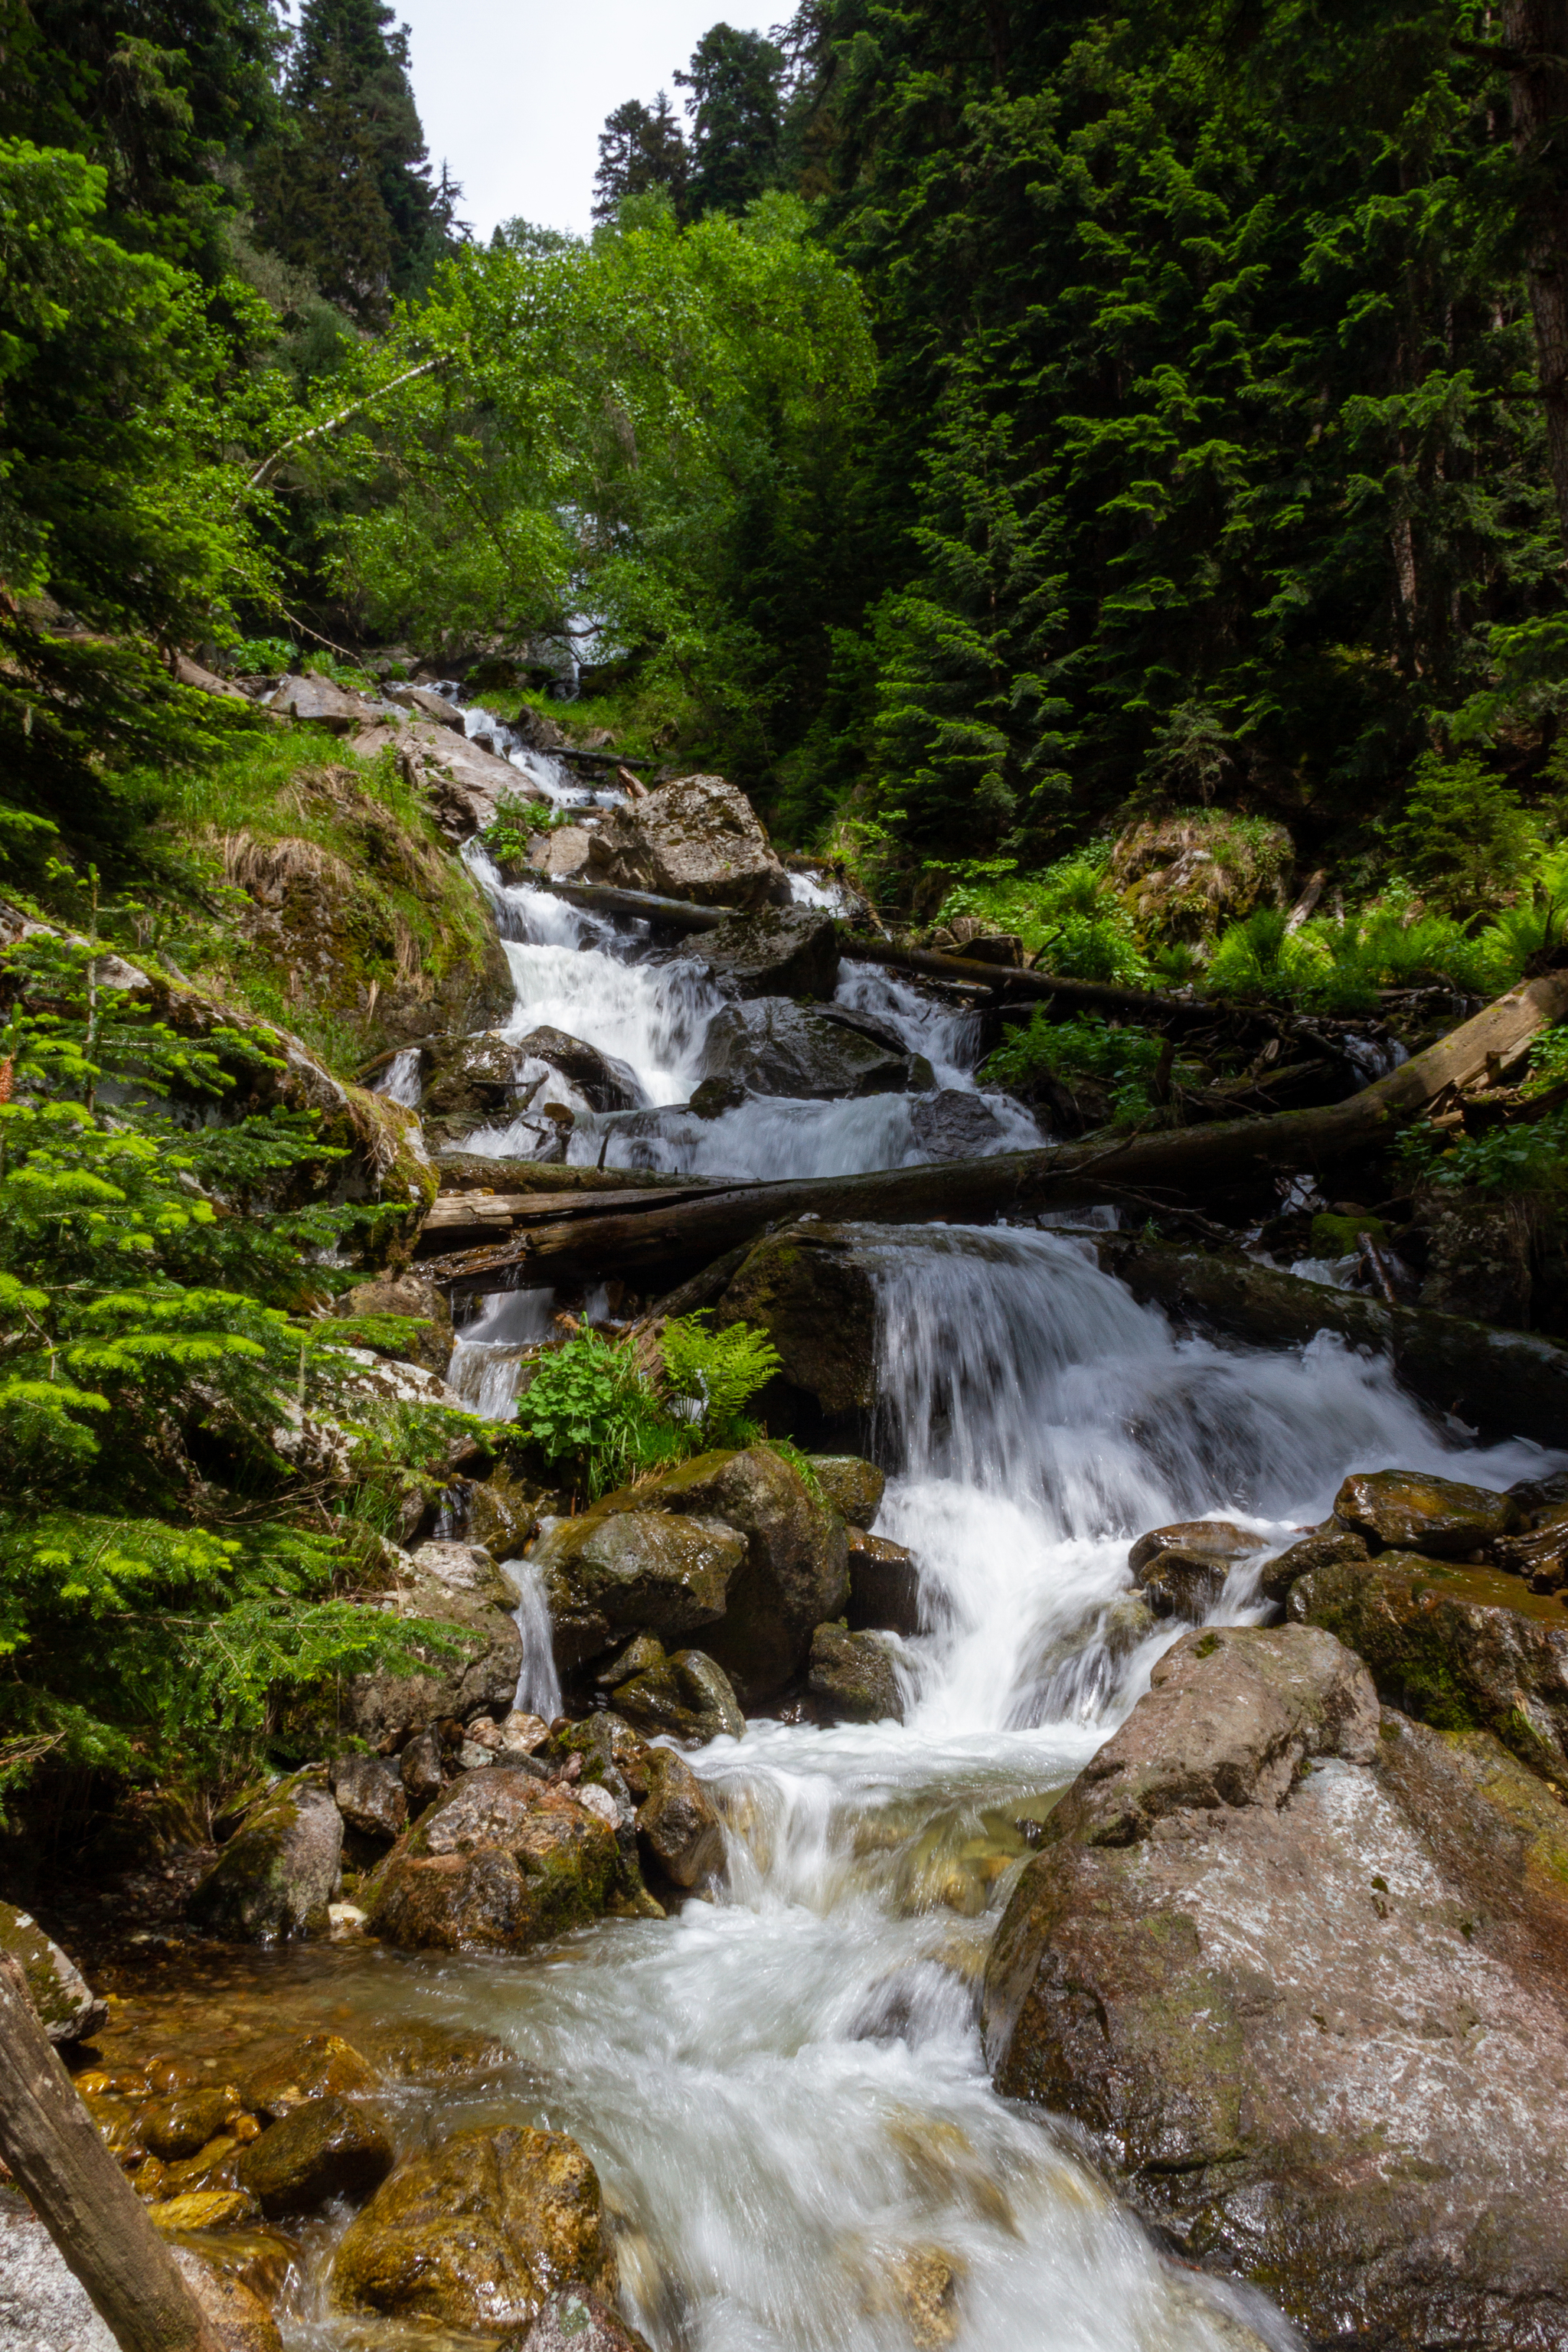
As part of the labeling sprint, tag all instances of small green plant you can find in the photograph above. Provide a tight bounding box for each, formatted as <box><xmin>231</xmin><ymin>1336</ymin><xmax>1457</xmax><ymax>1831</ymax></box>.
<box><xmin>1207</xmin><ymin>907</ymin><xmax>1331</xmax><ymax>998</ymax></box>
<box><xmin>480</xmin><ymin>792</ymin><xmax>581</xmax><ymax>865</ymax></box>
<box><xmin>224</xmin><ymin>636</ymin><xmax>298</xmax><ymax>674</ymax></box>
<box><xmin>1385</xmin><ymin>754</ymin><xmax>1538</xmax><ymax>910</ymax></box>
<box><xmin>1396</xmin><ymin>1105</ymin><xmax>1568</xmax><ymax>1197</ymax></box>
<box><xmin>933</xmin><ymin>850</ymin><xmax>1152</xmax><ymax>986</ymax></box>
<box><xmin>981</xmin><ymin>1011</ymin><xmax>1173</xmax><ymax>1124</ymax></box>
<box><xmin>513</xmin><ymin>1312</ymin><xmax>783</xmax><ymax>1498</ymax></box>
<box><xmin>659</xmin><ymin>1312</ymin><xmax>782</xmax><ymax>1450</ymax></box>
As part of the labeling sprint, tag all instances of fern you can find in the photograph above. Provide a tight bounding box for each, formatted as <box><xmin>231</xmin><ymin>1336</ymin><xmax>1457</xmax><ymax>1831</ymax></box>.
<box><xmin>659</xmin><ymin>1313</ymin><xmax>782</xmax><ymax>1451</ymax></box>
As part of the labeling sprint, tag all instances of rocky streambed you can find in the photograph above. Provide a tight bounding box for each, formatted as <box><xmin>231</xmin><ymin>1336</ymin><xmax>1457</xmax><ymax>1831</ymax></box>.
<box><xmin>8</xmin><ymin>730</ymin><xmax>1568</xmax><ymax>2352</ymax></box>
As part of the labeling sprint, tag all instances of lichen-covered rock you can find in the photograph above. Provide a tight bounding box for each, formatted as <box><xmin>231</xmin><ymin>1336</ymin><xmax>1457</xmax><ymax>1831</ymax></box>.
<box><xmin>365</xmin><ymin>1766</ymin><xmax>618</xmax><ymax>1952</ymax></box>
<box><xmin>715</xmin><ymin>1223</ymin><xmax>882</xmax><ymax>1426</ymax></box>
<box><xmin>584</xmin><ymin>773</ymin><xmax>789</xmax><ymax>910</ymax></box>
<box><xmin>332</xmin><ymin>1269</ymin><xmax>455</xmax><ymax>1376</ymax></box>
<box><xmin>514</xmin><ymin>1024</ymin><xmax>646</xmax><ymax>1113</ymax></box>
<box><xmin>684</xmin><ymin>904</ymin><xmax>839</xmax><ymax>1001</ymax></box>
<box><xmin>520</xmin><ymin>2288</ymin><xmax>653</xmax><ymax>2352</ymax></box>
<box><xmin>242</xmin><ymin>2031</ymin><xmax>379</xmax><ymax>2119</ymax></box>
<box><xmin>809</xmin><ymin>1455</ymin><xmax>885</xmax><ymax>1527</ymax></box>
<box><xmin>1109</xmin><ymin>808</ymin><xmax>1292</xmax><ymax>943</ymax></box>
<box><xmin>636</xmin><ymin>1747</ymin><xmax>727</xmax><ymax>1888</ymax></box>
<box><xmin>982</xmin><ymin>1624</ymin><xmax>1568</xmax><ymax>2347</ymax></box>
<box><xmin>328</xmin><ymin>2123</ymin><xmax>616</xmax><ymax>2335</ymax></box>
<box><xmin>1290</xmin><ymin>1550</ymin><xmax>1568</xmax><ymax>1778</ymax></box>
<box><xmin>533</xmin><ymin>1508</ymin><xmax>747</xmax><ymax>1672</ymax></box>
<box><xmin>420</xmin><ymin>1030</ymin><xmax>527</xmax><ymax>1146</ymax></box>
<box><xmin>610</xmin><ymin>1644</ymin><xmax>745</xmax><ymax>1744</ymax></box>
<box><xmin>236</xmin><ymin>2095</ymin><xmax>392</xmax><ymax>2217</ymax></box>
<box><xmin>1332</xmin><ymin>1467</ymin><xmax>1521</xmax><ymax>1557</ymax></box>
<box><xmin>328</xmin><ymin>1755</ymin><xmax>407</xmax><ymax>1843</ymax></box>
<box><xmin>808</xmin><ymin>1623</ymin><xmax>904</xmax><ymax>1723</ymax></box>
<box><xmin>0</xmin><ymin>1900</ymin><xmax>105</xmax><ymax>2042</ymax></box>
<box><xmin>846</xmin><ymin>1530</ymin><xmax>922</xmax><ymax>1636</ymax></box>
<box><xmin>617</xmin><ymin>1446</ymin><xmax>849</xmax><ymax>1704</ymax></box>
<box><xmin>187</xmin><ymin>1777</ymin><xmax>341</xmax><ymax>1943</ymax></box>
<box><xmin>698</xmin><ymin>1000</ymin><xmax>916</xmax><ymax>1099</ymax></box>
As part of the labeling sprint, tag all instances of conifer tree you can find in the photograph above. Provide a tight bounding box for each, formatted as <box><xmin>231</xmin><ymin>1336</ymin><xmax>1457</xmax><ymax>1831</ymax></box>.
<box><xmin>676</xmin><ymin>24</ymin><xmax>787</xmax><ymax>216</ymax></box>
<box><xmin>593</xmin><ymin>93</ymin><xmax>689</xmax><ymax>224</ymax></box>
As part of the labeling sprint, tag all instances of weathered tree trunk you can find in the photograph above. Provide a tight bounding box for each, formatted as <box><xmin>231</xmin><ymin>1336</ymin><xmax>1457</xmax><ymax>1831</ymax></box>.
<box><xmin>0</xmin><ymin>1956</ymin><xmax>224</xmax><ymax>2352</ymax></box>
<box><xmin>1504</xmin><ymin>1</ymin><xmax>1568</xmax><ymax>545</ymax></box>
<box><xmin>1093</xmin><ymin>1234</ymin><xmax>1568</xmax><ymax>1448</ymax></box>
<box><xmin>433</xmin><ymin>970</ymin><xmax>1568</xmax><ymax>1291</ymax></box>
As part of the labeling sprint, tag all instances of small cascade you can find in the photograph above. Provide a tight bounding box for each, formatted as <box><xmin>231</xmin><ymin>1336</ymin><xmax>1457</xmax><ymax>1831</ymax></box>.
<box><xmin>447</xmin><ymin>1286</ymin><xmax>557</xmax><ymax>1420</ymax></box>
<box><xmin>372</xmin><ymin>1045</ymin><xmax>423</xmax><ymax>1107</ymax></box>
<box><xmin>509</xmin><ymin>1553</ymin><xmax>562</xmax><ymax>1720</ymax></box>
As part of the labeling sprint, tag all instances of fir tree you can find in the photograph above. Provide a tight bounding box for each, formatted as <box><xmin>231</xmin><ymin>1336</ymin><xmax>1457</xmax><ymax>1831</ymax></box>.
<box><xmin>676</xmin><ymin>24</ymin><xmax>787</xmax><ymax>217</ymax></box>
<box><xmin>592</xmin><ymin>93</ymin><xmax>689</xmax><ymax>224</ymax></box>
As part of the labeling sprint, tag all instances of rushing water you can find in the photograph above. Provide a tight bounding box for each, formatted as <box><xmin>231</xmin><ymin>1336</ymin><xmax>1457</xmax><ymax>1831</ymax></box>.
<box><xmin>263</xmin><ymin>802</ymin><xmax>1566</xmax><ymax>2350</ymax></box>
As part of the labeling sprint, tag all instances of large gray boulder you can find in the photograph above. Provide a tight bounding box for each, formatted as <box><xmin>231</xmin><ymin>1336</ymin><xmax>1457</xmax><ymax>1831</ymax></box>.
<box><xmin>982</xmin><ymin>1622</ymin><xmax>1568</xmax><ymax>2348</ymax></box>
<box><xmin>585</xmin><ymin>774</ymin><xmax>789</xmax><ymax>910</ymax></box>
<box><xmin>333</xmin><ymin>1550</ymin><xmax>523</xmax><ymax>1746</ymax></box>
<box><xmin>188</xmin><ymin>1775</ymin><xmax>343</xmax><ymax>1942</ymax></box>
<box><xmin>418</xmin><ymin>1031</ymin><xmax>526</xmax><ymax>1147</ymax></box>
<box><xmin>699</xmin><ymin>1000</ymin><xmax>917</xmax><ymax>1099</ymax></box>
<box><xmin>684</xmin><ymin>904</ymin><xmax>839</xmax><ymax>1001</ymax></box>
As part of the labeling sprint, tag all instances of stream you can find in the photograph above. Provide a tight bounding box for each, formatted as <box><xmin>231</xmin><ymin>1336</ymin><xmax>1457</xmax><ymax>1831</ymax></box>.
<box><xmin>73</xmin><ymin>776</ymin><xmax>1561</xmax><ymax>2352</ymax></box>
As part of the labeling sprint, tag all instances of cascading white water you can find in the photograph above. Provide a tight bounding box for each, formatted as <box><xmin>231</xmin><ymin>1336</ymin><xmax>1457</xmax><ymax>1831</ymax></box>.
<box><xmin>508</xmin><ymin>1555</ymin><xmax>563</xmax><ymax>1720</ymax></box>
<box><xmin>447</xmin><ymin>1286</ymin><xmax>557</xmax><ymax>1419</ymax></box>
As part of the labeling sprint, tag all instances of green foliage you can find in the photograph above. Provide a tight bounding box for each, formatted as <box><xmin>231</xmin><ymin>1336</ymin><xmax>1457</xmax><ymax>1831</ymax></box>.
<box><xmin>1385</xmin><ymin>756</ymin><xmax>1539</xmax><ymax>909</ymax></box>
<box><xmin>1397</xmin><ymin>1106</ymin><xmax>1568</xmax><ymax>1199</ymax></box>
<box><xmin>659</xmin><ymin>1312</ymin><xmax>782</xmax><ymax>1449</ymax></box>
<box><xmin>936</xmin><ymin>853</ymin><xmax>1152</xmax><ymax>985</ymax></box>
<box><xmin>980</xmin><ymin>1012</ymin><xmax>1171</xmax><ymax>1125</ymax></box>
<box><xmin>1207</xmin><ymin>910</ymin><xmax>1334</xmax><ymax>1001</ymax></box>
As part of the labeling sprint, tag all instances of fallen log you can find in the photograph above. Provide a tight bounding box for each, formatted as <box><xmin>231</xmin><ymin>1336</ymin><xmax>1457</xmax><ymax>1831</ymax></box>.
<box><xmin>0</xmin><ymin>1955</ymin><xmax>225</xmax><ymax>2352</ymax></box>
<box><xmin>1093</xmin><ymin>1235</ymin><xmax>1568</xmax><ymax>1449</ymax></box>
<box><xmin>415</xmin><ymin>1181</ymin><xmax>730</xmax><ymax>1257</ymax></box>
<box><xmin>433</xmin><ymin>969</ymin><xmax>1568</xmax><ymax>1292</ymax></box>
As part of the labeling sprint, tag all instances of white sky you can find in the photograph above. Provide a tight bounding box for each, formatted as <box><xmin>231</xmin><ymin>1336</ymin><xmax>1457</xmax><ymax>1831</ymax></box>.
<box><xmin>393</xmin><ymin>0</ymin><xmax>779</xmax><ymax>242</ymax></box>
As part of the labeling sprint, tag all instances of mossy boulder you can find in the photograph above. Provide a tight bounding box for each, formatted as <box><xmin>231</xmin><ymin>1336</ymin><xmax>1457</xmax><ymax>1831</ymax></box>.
<box><xmin>808</xmin><ymin>1623</ymin><xmax>904</xmax><ymax>1723</ymax></box>
<box><xmin>607</xmin><ymin>1642</ymin><xmax>745</xmax><ymax>1745</ymax></box>
<box><xmin>1257</xmin><ymin>1523</ymin><xmax>1369</xmax><ymax>1604</ymax></box>
<box><xmin>420</xmin><ymin>1030</ymin><xmax>527</xmax><ymax>1147</ymax></box>
<box><xmin>1289</xmin><ymin>1551</ymin><xmax>1568</xmax><ymax>1777</ymax></box>
<box><xmin>684</xmin><ymin>903</ymin><xmax>840</xmax><ymax>1001</ymax></box>
<box><xmin>715</xmin><ymin>1223</ymin><xmax>883</xmax><ymax>1429</ymax></box>
<box><xmin>635</xmin><ymin>1746</ymin><xmax>726</xmax><ymax>1889</ymax></box>
<box><xmin>533</xmin><ymin>1508</ymin><xmax>746</xmax><ymax>1673</ymax></box>
<box><xmin>1333</xmin><ymin>1468</ymin><xmax>1521</xmax><ymax>1558</ymax></box>
<box><xmin>0</xmin><ymin>1900</ymin><xmax>105</xmax><ymax>2043</ymax></box>
<box><xmin>1109</xmin><ymin>808</ymin><xmax>1292</xmax><ymax>943</ymax></box>
<box><xmin>187</xmin><ymin>1776</ymin><xmax>342</xmax><ymax>1944</ymax></box>
<box><xmin>364</xmin><ymin>1766</ymin><xmax>619</xmax><ymax>1952</ymax></box>
<box><xmin>236</xmin><ymin>2095</ymin><xmax>393</xmax><ymax>2217</ymax></box>
<box><xmin>809</xmin><ymin>1455</ymin><xmax>886</xmax><ymax>1526</ymax></box>
<box><xmin>328</xmin><ymin>2123</ymin><xmax>616</xmax><ymax>2336</ymax></box>
<box><xmin>982</xmin><ymin>1625</ymin><xmax>1568</xmax><ymax>2347</ymax></box>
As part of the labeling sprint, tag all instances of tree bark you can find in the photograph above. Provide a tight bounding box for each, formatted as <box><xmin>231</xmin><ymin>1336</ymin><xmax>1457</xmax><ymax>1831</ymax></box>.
<box><xmin>0</xmin><ymin>1956</ymin><xmax>224</xmax><ymax>2352</ymax></box>
<box><xmin>1504</xmin><ymin>1</ymin><xmax>1568</xmax><ymax>545</ymax></box>
<box><xmin>433</xmin><ymin>969</ymin><xmax>1568</xmax><ymax>1292</ymax></box>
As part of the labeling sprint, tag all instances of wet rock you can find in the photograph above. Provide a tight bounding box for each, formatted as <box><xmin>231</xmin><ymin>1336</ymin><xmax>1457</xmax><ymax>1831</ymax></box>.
<box><xmin>515</xmin><ymin>1024</ymin><xmax>645</xmax><ymax>1114</ymax></box>
<box><xmin>1256</xmin><ymin>1523</ymin><xmax>1369</xmax><ymax>1604</ymax></box>
<box><xmin>500</xmin><ymin>1708</ymin><xmax>551</xmax><ymax>1754</ymax></box>
<box><xmin>846</xmin><ymin>1530</ymin><xmax>922</xmax><ymax>1636</ymax></box>
<box><xmin>147</xmin><ymin>2190</ymin><xmax>259</xmax><ymax>2234</ymax></box>
<box><xmin>611</xmin><ymin>1643</ymin><xmax>746</xmax><ymax>1744</ymax></box>
<box><xmin>400</xmin><ymin>1726</ymin><xmax>446</xmax><ymax>1808</ymax></box>
<box><xmin>329</xmin><ymin>2122</ymin><xmax>616</xmax><ymax>2334</ymax></box>
<box><xmin>187</xmin><ymin>1777</ymin><xmax>342</xmax><ymax>1943</ymax></box>
<box><xmin>619</xmin><ymin>1446</ymin><xmax>849</xmax><ymax>1704</ymax></box>
<box><xmin>236</xmin><ymin>2095</ymin><xmax>391</xmax><ymax>2218</ymax></box>
<box><xmin>1290</xmin><ymin>1551</ymin><xmax>1568</xmax><ymax>1777</ymax></box>
<box><xmin>533</xmin><ymin>1508</ymin><xmax>747</xmax><ymax>1672</ymax></box>
<box><xmin>699</xmin><ymin>999</ymin><xmax>916</xmax><ymax>1100</ymax></box>
<box><xmin>366</xmin><ymin>1766</ymin><xmax>619</xmax><ymax>1952</ymax></box>
<box><xmin>910</xmin><ymin>1089</ymin><xmax>1013</xmax><ymax>1160</ymax></box>
<box><xmin>466</xmin><ymin>1464</ymin><xmax>544</xmax><ymax>1560</ymax></box>
<box><xmin>242</xmin><ymin>2031</ymin><xmax>379</xmax><ymax>2119</ymax></box>
<box><xmin>381</xmin><ymin>681</ymin><xmax>466</xmax><ymax>730</ymax></box>
<box><xmin>171</xmin><ymin>2248</ymin><xmax>283</xmax><ymax>2352</ymax></box>
<box><xmin>1333</xmin><ymin>1466</ymin><xmax>1521</xmax><ymax>1557</ymax></box>
<box><xmin>1495</xmin><ymin>1504</ymin><xmax>1568</xmax><ymax>1590</ymax></box>
<box><xmin>334</xmin><ymin>1553</ymin><xmax>523</xmax><ymax>1746</ymax></box>
<box><xmin>594</xmin><ymin>1632</ymin><xmax>665</xmax><ymax>1687</ymax></box>
<box><xmin>809</xmin><ymin>1455</ymin><xmax>885</xmax><ymax>1526</ymax></box>
<box><xmin>332</xmin><ymin>1269</ymin><xmax>456</xmax><ymax>1376</ymax></box>
<box><xmin>715</xmin><ymin>1223</ymin><xmax>882</xmax><ymax>1424</ymax></box>
<box><xmin>136</xmin><ymin>2088</ymin><xmax>238</xmax><ymax>2160</ymax></box>
<box><xmin>685</xmin><ymin>904</ymin><xmax>839</xmax><ymax>1001</ymax></box>
<box><xmin>1129</xmin><ymin>1523</ymin><xmax>1267</xmax><ymax>1622</ymax></box>
<box><xmin>0</xmin><ymin>1899</ymin><xmax>105</xmax><ymax>2042</ymax></box>
<box><xmin>584</xmin><ymin>773</ymin><xmax>789</xmax><ymax>911</ymax></box>
<box><xmin>982</xmin><ymin>1624</ymin><xmax>1568</xmax><ymax>2348</ymax></box>
<box><xmin>328</xmin><ymin>1755</ymin><xmax>407</xmax><ymax>1844</ymax></box>
<box><xmin>808</xmin><ymin>1623</ymin><xmax>904</xmax><ymax>1722</ymax></box>
<box><xmin>872</xmin><ymin>2247</ymin><xmax>961</xmax><ymax>2349</ymax></box>
<box><xmin>635</xmin><ymin>1747</ymin><xmax>726</xmax><ymax>1887</ymax></box>
<box><xmin>518</xmin><ymin>2287</ymin><xmax>654</xmax><ymax>2352</ymax></box>
<box><xmin>419</xmin><ymin>1030</ymin><xmax>527</xmax><ymax>1146</ymax></box>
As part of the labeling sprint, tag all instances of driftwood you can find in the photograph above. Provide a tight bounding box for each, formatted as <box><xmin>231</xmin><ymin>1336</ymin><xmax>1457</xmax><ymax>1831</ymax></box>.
<box><xmin>0</xmin><ymin>1955</ymin><xmax>224</xmax><ymax>2352</ymax></box>
<box><xmin>433</xmin><ymin>969</ymin><xmax>1568</xmax><ymax>1292</ymax></box>
<box><xmin>1093</xmin><ymin>1235</ymin><xmax>1568</xmax><ymax>1449</ymax></box>
<box><xmin>415</xmin><ymin>1182</ymin><xmax>727</xmax><ymax>1259</ymax></box>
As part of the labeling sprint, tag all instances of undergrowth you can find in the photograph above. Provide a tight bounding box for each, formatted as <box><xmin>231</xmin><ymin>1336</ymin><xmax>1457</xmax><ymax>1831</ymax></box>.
<box><xmin>514</xmin><ymin>1312</ymin><xmax>782</xmax><ymax>1501</ymax></box>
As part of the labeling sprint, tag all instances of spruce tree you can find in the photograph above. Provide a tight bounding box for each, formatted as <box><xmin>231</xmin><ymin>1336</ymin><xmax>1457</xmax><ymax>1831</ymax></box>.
<box><xmin>593</xmin><ymin>93</ymin><xmax>689</xmax><ymax>223</ymax></box>
<box><xmin>676</xmin><ymin>24</ymin><xmax>787</xmax><ymax>216</ymax></box>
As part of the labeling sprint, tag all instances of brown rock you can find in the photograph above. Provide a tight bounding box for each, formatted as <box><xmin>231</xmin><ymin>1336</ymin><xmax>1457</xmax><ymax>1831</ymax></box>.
<box><xmin>534</xmin><ymin>1508</ymin><xmax>746</xmax><ymax>1671</ymax></box>
<box><xmin>236</xmin><ymin>2095</ymin><xmax>392</xmax><ymax>2216</ymax></box>
<box><xmin>1127</xmin><ymin>1519</ymin><xmax>1269</xmax><ymax>1575</ymax></box>
<box><xmin>808</xmin><ymin>1623</ymin><xmax>905</xmax><ymax>1723</ymax></box>
<box><xmin>982</xmin><ymin>1624</ymin><xmax>1568</xmax><ymax>2348</ymax></box>
<box><xmin>242</xmin><ymin>2030</ymin><xmax>378</xmax><ymax>2119</ymax></box>
<box><xmin>136</xmin><ymin>2088</ymin><xmax>238</xmax><ymax>2160</ymax></box>
<box><xmin>518</xmin><ymin>2288</ymin><xmax>653</xmax><ymax>2352</ymax></box>
<box><xmin>810</xmin><ymin>1455</ymin><xmax>886</xmax><ymax>1527</ymax></box>
<box><xmin>366</xmin><ymin>1766</ymin><xmax>618</xmax><ymax>1952</ymax></box>
<box><xmin>611</xmin><ymin>1645</ymin><xmax>746</xmax><ymax>1745</ymax></box>
<box><xmin>845</xmin><ymin>1530</ymin><xmax>921</xmax><ymax>1636</ymax></box>
<box><xmin>636</xmin><ymin>1747</ymin><xmax>726</xmax><ymax>1889</ymax></box>
<box><xmin>584</xmin><ymin>773</ymin><xmax>789</xmax><ymax>910</ymax></box>
<box><xmin>1333</xmin><ymin>1467</ymin><xmax>1521</xmax><ymax>1557</ymax></box>
<box><xmin>1256</xmin><ymin>1524</ymin><xmax>1369</xmax><ymax>1604</ymax></box>
<box><xmin>171</xmin><ymin>2248</ymin><xmax>283</xmax><ymax>2352</ymax></box>
<box><xmin>329</xmin><ymin>2124</ymin><xmax>616</xmax><ymax>2335</ymax></box>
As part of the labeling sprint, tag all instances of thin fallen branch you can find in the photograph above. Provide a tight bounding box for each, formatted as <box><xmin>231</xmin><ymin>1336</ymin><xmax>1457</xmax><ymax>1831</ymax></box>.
<box><xmin>245</xmin><ymin>353</ymin><xmax>453</xmax><ymax>495</ymax></box>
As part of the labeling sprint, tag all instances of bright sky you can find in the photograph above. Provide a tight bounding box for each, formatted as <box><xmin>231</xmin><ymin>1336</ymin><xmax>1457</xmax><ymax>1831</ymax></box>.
<box><xmin>393</xmin><ymin>0</ymin><xmax>779</xmax><ymax>243</ymax></box>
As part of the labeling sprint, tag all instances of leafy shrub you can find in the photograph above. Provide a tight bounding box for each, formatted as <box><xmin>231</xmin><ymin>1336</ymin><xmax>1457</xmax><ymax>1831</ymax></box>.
<box><xmin>935</xmin><ymin>851</ymin><xmax>1154</xmax><ymax>986</ymax></box>
<box><xmin>981</xmin><ymin>1012</ymin><xmax>1172</xmax><ymax>1124</ymax></box>
<box><xmin>1396</xmin><ymin>1105</ymin><xmax>1568</xmax><ymax>1197</ymax></box>
<box><xmin>1207</xmin><ymin>908</ymin><xmax>1331</xmax><ymax>999</ymax></box>
<box><xmin>514</xmin><ymin>1310</ymin><xmax>782</xmax><ymax>1498</ymax></box>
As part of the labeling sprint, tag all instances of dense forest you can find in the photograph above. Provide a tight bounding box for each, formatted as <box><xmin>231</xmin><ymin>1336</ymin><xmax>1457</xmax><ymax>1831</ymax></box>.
<box><xmin>3</xmin><ymin>0</ymin><xmax>1568</xmax><ymax>1834</ymax></box>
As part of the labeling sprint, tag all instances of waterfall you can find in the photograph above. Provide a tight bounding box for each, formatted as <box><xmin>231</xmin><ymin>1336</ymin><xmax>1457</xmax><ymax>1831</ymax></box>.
<box><xmin>508</xmin><ymin>1553</ymin><xmax>562</xmax><ymax>1721</ymax></box>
